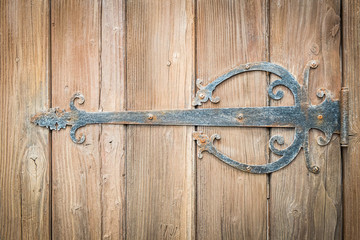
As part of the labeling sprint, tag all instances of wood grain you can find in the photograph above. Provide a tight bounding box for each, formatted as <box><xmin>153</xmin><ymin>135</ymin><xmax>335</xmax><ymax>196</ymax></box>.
<box><xmin>126</xmin><ymin>0</ymin><xmax>195</xmax><ymax>238</ymax></box>
<box><xmin>0</xmin><ymin>0</ymin><xmax>50</xmax><ymax>239</ymax></box>
<box><xmin>100</xmin><ymin>0</ymin><xmax>126</xmax><ymax>239</ymax></box>
<box><xmin>1</xmin><ymin>1</ymin><xmax>354</xmax><ymax>238</ymax></box>
<box><xmin>196</xmin><ymin>0</ymin><xmax>268</xmax><ymax>238</ymax></box>
<box><xmin>342</xmin><ymin>0</ymin><xmax>360</xmax><ymax>238</ymax></box>
<box><xmin>269</xmin><ymin>0</ymin><xmax>342</xmax><ymax>238</ymax></box>
<box><xmin>51</xmin><ymin>1</ymin><xmax>102</xmax><ymax>239</ymax></box>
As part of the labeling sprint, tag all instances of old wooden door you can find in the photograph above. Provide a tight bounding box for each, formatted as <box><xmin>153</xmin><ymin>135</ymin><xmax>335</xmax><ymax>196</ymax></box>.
<box><xmin>1</xmin><ymin>0</ymin><xmax>360</xmax><ymax>239</ymax></box>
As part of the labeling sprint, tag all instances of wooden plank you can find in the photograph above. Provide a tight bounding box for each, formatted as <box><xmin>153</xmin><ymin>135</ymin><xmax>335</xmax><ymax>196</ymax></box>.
<box><xmin>0</xmin><ymin>0</ymin><xmax>50</xmax><ymax>239</ymax></box>
<box><xmin>100</xmin><ymin>0</ymin><xmax>126</xmax><ymax>239</ymax></box>
<box><xmin>342</xmin><ymin>0</ymin><xmax>360</xmax><ymax>238</ymax></box>
<box><xmin>51</xmin><ymin>1</ymin><xmax>102</xmax><ymax>239</ymax></box>
<box><xmin>126</xmin><ymin>0</ymin><xmax>195</xmax><ymax>238</ymax></box>
<box><xmin>269</xmin><ymin>0</ymin><xmax>342</xmax><ymax>238</ymax></box>
<box><xmin>196</xmin><ymin>0</ymin><xmax>268</xmax><ymax>238</ymax></box>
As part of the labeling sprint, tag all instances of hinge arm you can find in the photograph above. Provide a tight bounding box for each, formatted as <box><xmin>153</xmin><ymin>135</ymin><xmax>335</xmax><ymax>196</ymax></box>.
<box><xmin>31</xmin><ymin>61</ymin><xmax>349</xmax><ymax>174</ymax></box>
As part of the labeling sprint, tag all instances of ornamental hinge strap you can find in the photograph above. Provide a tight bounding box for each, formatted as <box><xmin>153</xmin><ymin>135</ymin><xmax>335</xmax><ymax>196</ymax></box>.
<box><xmin>32</xmin><ymin>61</ymin><xmax>349</xmax><ymax>174</ymax></box>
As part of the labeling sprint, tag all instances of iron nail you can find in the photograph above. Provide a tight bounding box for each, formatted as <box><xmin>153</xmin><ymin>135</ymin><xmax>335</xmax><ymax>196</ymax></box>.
<box><xmin>167</xmin><ymin>61</ymin><xmax>171</xmax><ymax>66</ymax></box>
<box><xmin>317</xmin><ymin>115</ymin><xmax>323</xmax><ymax>120</ymax></box>
<box><xmin>148</xmin><ymin>114</ymin><xmax>154</xmax><ymax>120</ymax></box>
<box><xmin>310</xmin><ymin>60</ymin><xmax>318</xmax><ymax>68</ymax></box>
<box><xmin>312</xmin><ymin>166</ymin><xmax>320</xmax><ymax>173</ymax></box>
<box><xmin>238</xmin><ymin>114</ymin><xmax>243</xmax><ymax>120</ymax></box>
<box><xmin>199</xmin><ymin>93</ymin><xmax>205</xmax><ymax>99</ymax></box>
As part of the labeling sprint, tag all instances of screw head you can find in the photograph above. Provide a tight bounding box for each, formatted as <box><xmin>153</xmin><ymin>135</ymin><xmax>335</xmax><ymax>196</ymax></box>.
<box><xmin>148</xmin><ymin>114</ymin><xmax>154</xmax><ymax>120</ymax></box>
<box><xmin>238</xmin><ymin>114</ymin><xmax>243</xmax><ymax>120</ymax></box>
<box><xmin>245</xmin><ymin>64</ymin><xmax>250</xmax><ymax>70</ymax></box>
<box><xmin>317</xmin><ymin>115</ymin><xmax>323</xmax><ymax>120</ymax></box>
<box><xmin>246</xmin><ymin>166</ymin><xmax>252</xmax><ymax>172</ymax></box>
<box><xmin>200</xmin><ymin>138</ymin><xmax>206</xmax><ymax>143</ymax></box>
<box><xmin>310</xmin><ymin>60</ymin><xmax>318</xmax><ymax>69</ymax></box>
<box><xmin>199</xmin><ymin>93</ymin><xmax>205</xmax><ymax>99</ymax></box>
<box><xmin>312</xmin><ymin>166</ymin><xmax>320</xmax><ymax>173</ymax></box>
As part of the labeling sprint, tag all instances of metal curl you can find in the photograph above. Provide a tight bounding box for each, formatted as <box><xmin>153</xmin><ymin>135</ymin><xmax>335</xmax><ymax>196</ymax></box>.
<box><xmin>192</xmin><ymin>62</ymin><xmax>300</xmax><ymax>106</ymax></box>
<box><xmin>192</xmin><ymin>79</ymin><xmax>220</xmax><ymax>106</ymax></box>
<box><xmin>268</xmin><ymin>80</ymin><xmax>285</xmax><ymax>100</ymax></box>
<box><xmin>316</xmin><ymin>88</ymin><xmax>332</xmax><ymax>101</ymax></box>
<box><xmin>193</xmin><ymin>131</ymin><xmax>213</xmax><ymax>159</ymax></box>
<box><xmin>269</xmin><ymin>134</ymin><xmax>287</xmax><ymax>155</ymax></box>
<box><xmin>195</xmin><ymin>132</ymin><xmax>221</xmax><ymax>158</ymax></box>
<box><xmin>303</xmin><ymin>60</ymin><xmax>319</xmax><ymax>87</ymax></box>
<box><xmin>196</xmin><ymin>79</ymin><xmax>204</xmax><ymax>89</ymax></box>
<box><xmin>70</xmin><ymin>125</ymin><xmax>86</xmax><ymax>144</ymax></box>
<box><xmin>197</xmin><ymin>149</ymin><xmax>205</xmax><ymax>159</ymax></box>
<box><xmin>210</xmin><ymin>134</ymin><xmax>221</xmax><ymax>143</ymax></box>
<box><xmin>304</xmin><ymin>131</ymin><xmax>320</xmax><ymax>174</ymax></box>
<box><xmin>70</xmin><ymin>93</ymin><xmax>85</xmax><ymax>111</ymax></box>
<box><xmin>193</xmin><ymin>130</ymin><xmax>305</xmax><ymax>174</ymax></box>
<box><xmin>209</xmin><ymin>96</ymin><xmax>220</xmax><ymax>103</ymax></box>
<box><xmin>317</xmin><ymin>132</ymin><xmax>333</xmax><ymax>146</ymax></box>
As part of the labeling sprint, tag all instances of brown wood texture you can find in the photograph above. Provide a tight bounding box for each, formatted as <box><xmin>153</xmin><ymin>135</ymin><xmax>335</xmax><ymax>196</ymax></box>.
<box><xmin>126</xmin><ymin>0</ymin><xmax>195</xmax><ymax>239</ymax></box>
<box><xmin>51</xmin><ymin>0</ymin><xmax>127</xmax><ymax>239</ymax></box>
<box><xmin>2</xmin><ymin>1</ymin><xmax>355</xmax><ymax>239</ymax></box>
<box><xmin>51</xmin><ymin>1</ymin><xmax>102</xmax><ymax>238</ymax></box>
<box><xmin>100</xmin><ymin>0</ymin><xmax>127</xmax><ymax>239</ymax></box>
<box><xmin>269</xmin><ymin>0</ymin><xmax>342</xmax><ymax>239</ymax></box>
<box><xmin>343</xmin><ymin>0</ymin><xmax>360</xmax><ymax>238</ymax></box>
<box><xmin>196</xmin><ymin>0</ymin><xmax>268</xmax><ymax>239</ymax></box>
<box><xmin>0</xmin><ymin>0</ymin><xmax>51</xmax><ymax>239</ymax></box>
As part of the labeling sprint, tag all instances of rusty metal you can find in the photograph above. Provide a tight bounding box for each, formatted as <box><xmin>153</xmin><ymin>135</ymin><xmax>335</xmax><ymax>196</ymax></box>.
<box><xmin>32</xmin><ymin>61</ymin><xmax>348</xmax><ymax>174</ymax></box>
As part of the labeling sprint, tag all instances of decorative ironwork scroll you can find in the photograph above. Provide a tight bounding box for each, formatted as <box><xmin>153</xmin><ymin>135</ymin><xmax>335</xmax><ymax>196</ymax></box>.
<box><xmin>32</xmin><ymin>61</ymin><xmax>348</xmax><ymax>174</ymax></box>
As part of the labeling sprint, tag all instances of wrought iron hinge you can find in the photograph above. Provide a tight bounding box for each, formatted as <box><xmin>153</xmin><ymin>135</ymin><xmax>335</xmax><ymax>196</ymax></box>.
<box><xmin>32</xmin><ymin>61</ymin><xmax>349</xmax><ymax>174</ymax></box>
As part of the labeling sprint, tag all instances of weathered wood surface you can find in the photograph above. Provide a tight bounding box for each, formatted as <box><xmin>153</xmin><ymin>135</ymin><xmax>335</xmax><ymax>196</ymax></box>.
<box><xmin>343</xmin><ymin>0</ymin><xmax>360</xmax><ymax>238</ymax></box>
<box><xmin>0</xmin><ymin>0</ymin><xmax>50</xmax><ymax>239</ymax></box>
<box><xmin>196</xmin><ymin>0</ymin><xmax>268</xmax><ymax>238</ymax></box>
<box><xmin>51</xmin><ymin>1</ymin><xmax>102</xmax><ymax>238</ymax></box>
<box><xmin>126</xmin><ymin>0</ymin><xmax>195</xmax><ymax>239</ymax></box>
<box><xmin>269</xmin><ymin>0</ymin><xmax>342</xmax><ymax>239</ymax></box>
<box><xmin>2</xmin><ymin>0</ymin><xmax>358</xmax><ymax>239</ymax></box>
<box><xmin>100</xmin><ymin>0</ymin><xmax>127</xmax><ymax>239</ymax></box>
<box><xmin>51</xmin><ymin>0</ymin><xmax>128</xmax><ymax>239</ymax></box>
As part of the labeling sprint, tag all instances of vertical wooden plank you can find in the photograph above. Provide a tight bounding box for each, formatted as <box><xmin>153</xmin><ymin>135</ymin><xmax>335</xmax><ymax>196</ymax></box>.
<box><xmin>269</xmin><ymin>0</ymin><xmax>342</xmax><ymax>238</ymax></box>
<box><xmin>196</xmin><ymin>0</ymin><xmax>268</xmax><ymax>239</ymax></box>
<box><xmin>126</xmin><ymin>0</ymin><xmax>195</xmax><ymax>238</ymax></box>
<box><xmin>51</xmin><ymin>1</ymin><xmax>102</xmax><ymax>239</ymax></box>
<box><xmin>343</xmin><ymin>0</ymin><xmax>360</xmax><ymax>238</ymax></box>
<box><xmin>0</xmin><ymin>0</ymin><xmax>50</xmax><ymax>239</ymax></box>
<box><xmin>100</xmin><ymin>0</ymin><xmax>126</xmax><ymax>239</ymax></box>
